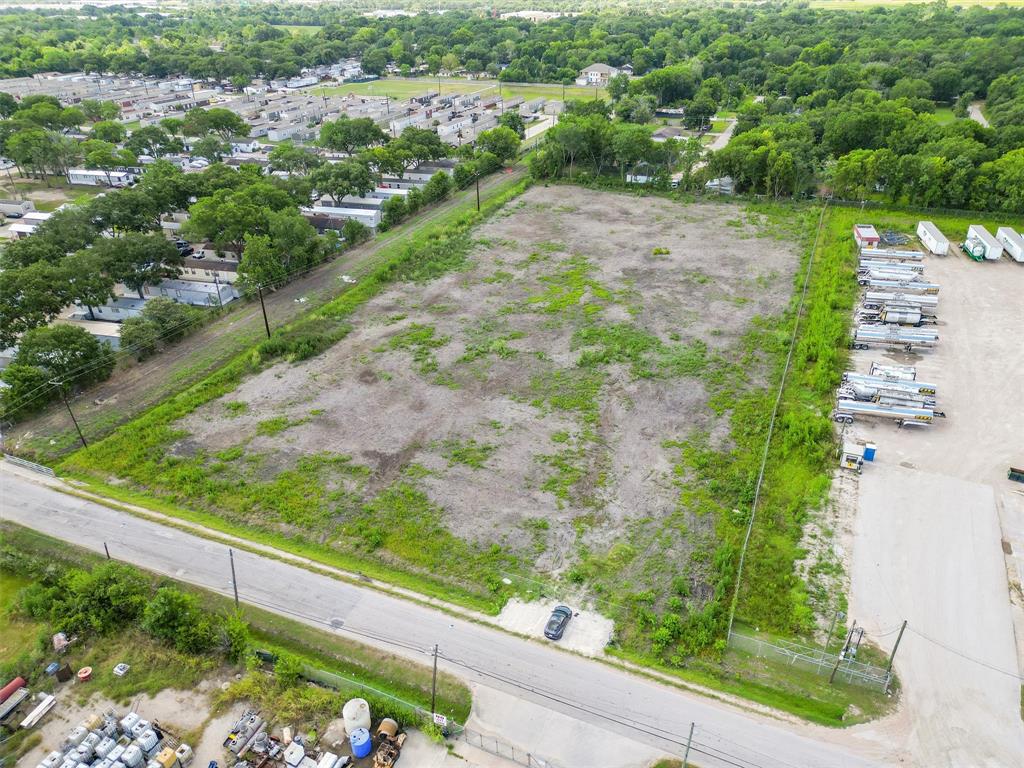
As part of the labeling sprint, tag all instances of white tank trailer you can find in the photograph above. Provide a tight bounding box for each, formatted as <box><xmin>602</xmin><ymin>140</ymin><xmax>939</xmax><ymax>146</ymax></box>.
<box><xmin>858</xmin><ymin>258</ymin><xmax>926</xmax><ymax>274</ymax></box>
<box><xmin>860</xmin><ymin>277</ymin><xmax>940</xmax><ymax>294</ymax></box>
<box><xmin>832</xmin><ymin>400</ymin><xmax>938</xmax><ymax>426</ymax></box>
<box><xmin>859</xmin><ymin>248</ymin><xmax>924</xmax><ymax>261</ymax></box>
<box><xmin>863</xmin><ymin>291</ymin><xmax>938</xmax><ymax>309</ymax></box>
<box><xmin>852</xmin><ymin>325</ymin><xmax>938</xmax><ymax>351</ymax></box>
<box><xmin>838</xmin><ymin>384</ymin><xmax>936</xmax><ymax>409</ymax></box>
<box><xmin>843</xmin><ymin>372</ymin><xmax>936</xmax><ymax>395</ymax></box>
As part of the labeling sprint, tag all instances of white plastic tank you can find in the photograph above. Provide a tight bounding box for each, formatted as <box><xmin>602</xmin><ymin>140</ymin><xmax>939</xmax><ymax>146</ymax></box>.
<box><xmin>58</xmin><ymin>759</ymin><xmax>77</xmax><ymax>768</ymax></box>
<box><xmin>120</xmin><ymin>714</ymin><xmax>140</xmax><ymax>735</ymax></box>
<box><xmin>146</xmin><ymin>760</ymin><xmax>162</xmax><ymax>768</ymax></box>
<box><xmin>315</xmin><ymin>752</ymin><xmax>337</xmax><ymax>768</ymax></box>
<box><xmin>94</xmin><ymin>759</ymin><xmax>113</xmax><ymax>768</ymax></box>
<box><xmin>82</xmin><ymin>734</ymin><xmax>101</xmax><ymax>752</ymax></box>
<box><xmin>66</xmin><ymin>727</ymin><xmax>89</xmax><ymax>748</ymax></box>
<box><xmin>40</xmin><ymin>751</ymin><xmax>63</xmax><ymax>768</ymax></box>
<box><xmin>341</xmin><ymin>699</ymin><xmax>371</xmax><ymax>735</ymax></box>
<box><xmin>131</xmin><ymin>721</ymin><xmax>151</xmax><ymax>739</ymax></box>
<box><xmin>108</xmin><ymin>745</ymin><xmax>126</xmax><ymax>763</ymax></box>
<box><xmin>119</xmin><ymin>714</ymin><xmax>140</xmax><ymax>735</ymax></box>
<box><xmin>123</xmin><ymin>745</ymin><xmax>144</xmax><ymax>768</ymax></box>
<box><xmin>72</xmin><ymin>745</ymin><xmax>92</xmax><ymax>763</ymax></box>
<box><xmin>95</xmin><ymin>738</ymin><xmax>117</xmax><ymax>760</ymax></box>
<box><xmin>174</xmin><ymin>744</ymin><xmax>193</xmax><ymax>767</ymax></box>
<box><xmin>136</xmin><ymin>731</ymin><xmax>159</xmax><ymax>755</ymax></box>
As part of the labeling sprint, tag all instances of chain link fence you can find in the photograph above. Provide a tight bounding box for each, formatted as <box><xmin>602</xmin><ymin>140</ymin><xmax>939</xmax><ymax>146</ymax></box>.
<box><xmin>451</xmin><ymin>726</ymin><xmax>559</xmax><ymax>768</ymax></box>
<box><xmin>728</xmin><ymin>631</ymin><xmax>892</xmax><ymax>691</ymax></box>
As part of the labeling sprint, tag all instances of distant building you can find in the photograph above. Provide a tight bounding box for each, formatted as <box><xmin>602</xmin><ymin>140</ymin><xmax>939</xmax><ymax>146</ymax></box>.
<box><xmin>576</xmin><ymin>63</ymin><xmax>619</xmax><ymax>87</ymax></box>
<box><xmin>705</xmin><ymin>176</ymin><xmax>735</xmax><ymax>195</ymax></box>
<box><xmin>70</xmin><ymin>296</ymin><xmax>147</xmax><ymax>322</ymax></box>
<box><xmin>143</xmin><ymin>278</ymin><xmax>237</xmax><ymax>307</ymax></box>
<box><xmin>67</xmin><ymin>168</ymin><xmax>135</xmax><ymax>187</ymax></box>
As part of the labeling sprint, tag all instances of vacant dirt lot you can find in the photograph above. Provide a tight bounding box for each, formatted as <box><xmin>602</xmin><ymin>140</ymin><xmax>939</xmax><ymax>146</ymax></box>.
<box><xmin>165</xmin><ymin>186</ymin><xmax>799</xmax><ymax>602</ymax></box>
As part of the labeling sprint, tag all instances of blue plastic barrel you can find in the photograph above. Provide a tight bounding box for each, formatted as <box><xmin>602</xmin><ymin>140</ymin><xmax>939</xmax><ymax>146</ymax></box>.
<box><xmin>350</xmin><ymin>728</ymin><xmax>371</xmax><ymax>759</ymax></box>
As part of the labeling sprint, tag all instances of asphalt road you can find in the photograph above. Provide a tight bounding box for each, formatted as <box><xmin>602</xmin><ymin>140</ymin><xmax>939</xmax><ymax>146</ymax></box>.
<box><xmin>1</xmin><ymin>468</ymin><xmax>892</xmax><ymax>768</ymax></box>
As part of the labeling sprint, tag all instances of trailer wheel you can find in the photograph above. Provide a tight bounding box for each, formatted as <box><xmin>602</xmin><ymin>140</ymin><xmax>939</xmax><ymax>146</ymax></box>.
<box><xmin>844</xmin><ymin>416</ymin><xmax>854</xmax><ymax>424</ymax></box>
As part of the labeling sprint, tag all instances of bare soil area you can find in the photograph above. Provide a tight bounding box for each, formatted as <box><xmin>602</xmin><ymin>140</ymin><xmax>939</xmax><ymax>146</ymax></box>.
<box><xmin>166</xmin><ymin>187</ymin><xmax>799</xmax><ymax>605</ymax></box>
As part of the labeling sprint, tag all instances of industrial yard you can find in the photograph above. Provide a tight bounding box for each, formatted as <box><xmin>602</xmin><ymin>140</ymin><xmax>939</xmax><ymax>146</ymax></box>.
<box><xmin>819</xmin><ymin>217</ymin><xmax>1024</xmax><ymax>765</ymax></box>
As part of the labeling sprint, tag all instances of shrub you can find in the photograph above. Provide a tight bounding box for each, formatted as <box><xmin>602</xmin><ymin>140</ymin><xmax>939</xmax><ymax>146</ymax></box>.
<box><xmin>141</xmin><ymin>587</ymin><xmax>217</xmax><ymax>653</ymax></box>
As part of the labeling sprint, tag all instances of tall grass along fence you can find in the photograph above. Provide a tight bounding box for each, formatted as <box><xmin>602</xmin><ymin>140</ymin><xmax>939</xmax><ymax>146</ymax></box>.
<box><xmin>727</xmin><ymin>631</ymin><xmax>892</xmax><ymax>692</ymax></box>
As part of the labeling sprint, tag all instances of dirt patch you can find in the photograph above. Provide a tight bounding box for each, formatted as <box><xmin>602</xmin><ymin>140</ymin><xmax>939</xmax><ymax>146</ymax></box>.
<box><xmin>167</xmin><ymin>187</ymin><xmax>798</xmax><ymax>601</ymax></box>
<box><xmin>496</xmin><ymin>599</ymin><xmax>614</xmax><ymax>656</ymax></box>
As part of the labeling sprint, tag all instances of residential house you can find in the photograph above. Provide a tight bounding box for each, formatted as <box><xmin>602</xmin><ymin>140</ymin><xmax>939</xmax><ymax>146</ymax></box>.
<box><xmin>576</xmin><ymin>63</ymin><xmax>619</xmax><ymax>87</ymax></box>
<box><xmin>180</xmin><ymin>257</ymin><xmax>240</xmax><ymax>285</ymax></box>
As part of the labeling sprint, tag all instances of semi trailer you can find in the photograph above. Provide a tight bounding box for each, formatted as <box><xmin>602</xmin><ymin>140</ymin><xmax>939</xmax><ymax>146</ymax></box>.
<box><xmin>858</xmin><ymin>248</ymin><xmax>924</xmax><ymax>261</ymax></box>
<box><xmin>859</xmin><ymin>277</ymin><xmax>940</xmax><ymax>294</ymax></box>
<box><xmin>838</xmin><ymin>385</ymin><xmax>936</xmax><ymax>409</ymax></box>
<box><xmin>863</xmin><ymin>291</ymin><xmax>938</xmax><ymax>310</ymax></box>
<box><xmin>851</xmin><ymin>325</ymin><xmax>938</xmax><ymax>351</ymax></box>
<box><xmin>832</xmin><ymin>400</ymin><xmax>941</xmax><ymax>426</ymax></box>
<box><xmin>843</xmin><ymin>372</ymin><xmax>936</xmax><ymax>396</ymax></box>
<box><xmin>858</xmin><ymin>259</ymin><xmax>926</xmax><ymax>274</ymax></box>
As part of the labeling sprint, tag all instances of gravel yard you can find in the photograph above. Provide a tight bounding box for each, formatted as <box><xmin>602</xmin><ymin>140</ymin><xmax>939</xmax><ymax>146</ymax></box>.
<box><xmin>840</xmin><ymin>251</ymin><xmax>1024</xmax><ymax>765</ymax></box>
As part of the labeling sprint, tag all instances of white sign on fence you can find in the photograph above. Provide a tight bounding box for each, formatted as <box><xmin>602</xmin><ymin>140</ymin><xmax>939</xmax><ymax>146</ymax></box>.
<box><xmin>432</xmin><ymin>713</ymin><xmax>448</xmax><ymax>727</ymax></box>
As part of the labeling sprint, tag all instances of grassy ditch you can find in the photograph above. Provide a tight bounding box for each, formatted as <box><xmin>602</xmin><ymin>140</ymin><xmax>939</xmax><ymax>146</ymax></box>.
<box><xmin>0</xmin><ymin>522</ymin><xmax>472</xmax><ymax>722</ymax></box>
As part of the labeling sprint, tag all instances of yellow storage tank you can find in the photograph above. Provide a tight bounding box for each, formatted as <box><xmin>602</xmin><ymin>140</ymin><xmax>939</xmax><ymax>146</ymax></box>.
<box><xmin>156</xmin><ymin>747</ymin><xmax>178</xmax><ymax>768</ymax></box>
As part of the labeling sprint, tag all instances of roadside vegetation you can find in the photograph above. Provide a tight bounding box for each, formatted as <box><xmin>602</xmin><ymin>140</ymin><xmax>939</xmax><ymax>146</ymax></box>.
<box><xmin>0</xmin><ymin>522</ymin><xmax>472</xmax><ymax>725</ymax></box>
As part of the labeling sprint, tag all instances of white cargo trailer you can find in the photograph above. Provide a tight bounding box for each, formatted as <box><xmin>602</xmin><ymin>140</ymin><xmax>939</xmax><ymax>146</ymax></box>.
<box><xmin>996</xmin><ymin>227</ymin><xmax>1024</xmax><ymax>263</ymax></box>
<box><xmin>917</xmin><ymin>221</ymin><xmax>949</xmax><ymax>255</ymax></box>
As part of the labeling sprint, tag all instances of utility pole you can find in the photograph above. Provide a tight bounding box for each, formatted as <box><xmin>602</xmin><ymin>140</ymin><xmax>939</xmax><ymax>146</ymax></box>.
<box><xmin>257</xmin><ymin>284</ymin><xmax>271</xmax><ymax>339</ymax></box>
<box><xmin>103</xmin><ymin>542</ymin><xmax>110</xmax><ymax>559</ymax></box>
<box><xmin>475</xmin><ymin>175</ymin><xmax>480</xmax><ymax>212</ymax></box>
<box><xmin>823</xmin><ymin>609</ymin><xmax>845</xmax><ymax>654</ymax></box>
<box><xmin>430</xmin><ymin>644</ymin><xmax>439</xmax><ymax>715</ymax></box>
<box><xmin>830</xmin><ymin>620</ymin><xmax>856</xmax><ymax>685</ymax></box>
<box><xmin>682</xmin><ymin>722</ymin><xmax>695</xmax><ymax>767</ymax></box>
<box><xmin>886</xmin><ymin>620</ymin><xmax>908</xmax><ymax>676</ymax></box>
<box><xmin>229</xmin><ymin>548</ymin><xmax>239</xmax><ymax>608</ymax></box>
<box><xmin>53</xmin><ymin>382</ymin><xmax>87</xmax><ymax>448</ymax></box>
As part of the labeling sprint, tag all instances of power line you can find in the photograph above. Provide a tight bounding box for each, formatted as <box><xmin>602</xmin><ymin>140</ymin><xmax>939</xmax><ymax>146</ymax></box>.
<box><xmin>726</xmin><ymin>199</ymin><xmax>829</xmax><ymax>636</ymax></box>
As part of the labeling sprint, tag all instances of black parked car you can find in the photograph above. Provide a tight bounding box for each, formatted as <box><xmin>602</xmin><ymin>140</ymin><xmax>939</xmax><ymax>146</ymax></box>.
<box><xmin>543</xmin><ymin>605</ymin><xmax>573</xmax><ymax>640</ymax></box>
